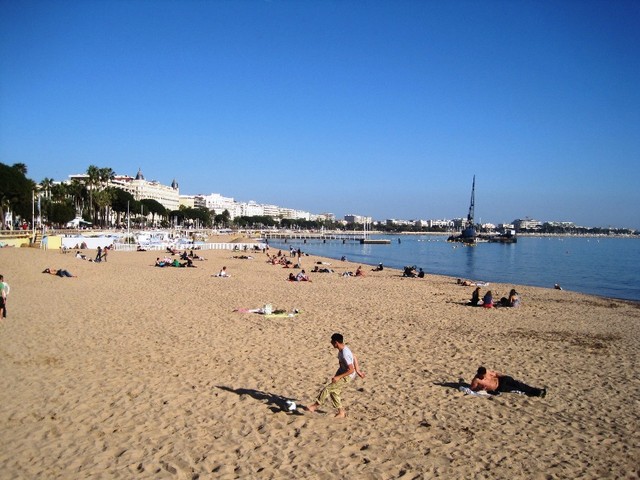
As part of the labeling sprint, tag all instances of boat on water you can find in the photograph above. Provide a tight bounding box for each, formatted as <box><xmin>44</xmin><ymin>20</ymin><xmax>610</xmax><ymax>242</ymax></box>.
<box><xmin>448</xmin><ymin>176</ymin><xmax>477</xmax><ymax>244</ymax></box>
<box><xmin>485</xmin><ymin>229</ymin><xmax>518</xmax><ymax>244</ymax></box>
<box><xmin>447</xmin><ymin>177</ymin><xmax>517</xmax><ymax>245</ymax></box>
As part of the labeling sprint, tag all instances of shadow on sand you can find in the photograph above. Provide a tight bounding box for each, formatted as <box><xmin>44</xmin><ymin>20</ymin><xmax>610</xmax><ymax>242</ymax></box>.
<box><xmin>433</xmin><ymin>380</ymin><xmax>470</xmax><ymax>390</ymax></box>
<box><xmin>216</xmin><ymin>385</ymin><xmax>305</xmax><ymax>415</ymax></box>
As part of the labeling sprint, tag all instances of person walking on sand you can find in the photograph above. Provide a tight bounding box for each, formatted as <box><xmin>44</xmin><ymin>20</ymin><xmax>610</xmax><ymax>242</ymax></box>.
<box><xmin>305</xmin><ymin>333</ymin><xmax>365</xmax><ymax>418</ymax></box>
<box><xmin>470</xmin><ymin>366</ymin><xmax>546</xmax><ymax>397</ymax></box>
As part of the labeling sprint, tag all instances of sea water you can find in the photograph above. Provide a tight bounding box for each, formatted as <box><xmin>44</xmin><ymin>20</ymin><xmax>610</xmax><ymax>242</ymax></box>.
<box><xmin>267</xmin><ymin>235</ymin><xmax>640</xmax><ymax>302</ymax></box>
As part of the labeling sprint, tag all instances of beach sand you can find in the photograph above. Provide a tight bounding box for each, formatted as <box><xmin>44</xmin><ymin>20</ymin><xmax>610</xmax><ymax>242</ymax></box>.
<box><xmin>0</xmin><ymin>246</ymin><xmax>638</xmax><ymax>479</ymax></box>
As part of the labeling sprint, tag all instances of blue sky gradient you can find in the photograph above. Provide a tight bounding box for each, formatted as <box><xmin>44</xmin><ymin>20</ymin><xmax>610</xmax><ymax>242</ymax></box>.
<box><xmin>1</xmin><ymin>1</ymin><xmax>639</xmax><ymax>228</ymax></box>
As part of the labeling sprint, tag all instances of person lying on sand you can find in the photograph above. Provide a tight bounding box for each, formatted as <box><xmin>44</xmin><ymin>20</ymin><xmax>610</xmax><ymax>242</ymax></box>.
<box><xmin>470</xmin><ymin>366</ymin><xmax>546</xmax><ymax>397</ymax></box>
<box><xmin>42</xmin><ymin>268</ymin><xmax>77</xmax><ymax>278</ymax></box>
<box><xmin>312</xmin><ymin>266</ymin><xmax>333</xmax><ymax>273</ymax></box>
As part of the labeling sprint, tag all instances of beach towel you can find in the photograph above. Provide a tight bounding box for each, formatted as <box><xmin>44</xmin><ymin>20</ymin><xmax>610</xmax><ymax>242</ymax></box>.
<box><xmin>234</xmin><ymin>305</ymin><xmax>299</xmax><ymax>317</ymax></box>
<box><xmin>459</xmin><ymin>386</ymin><xmax>493</xmax><ymax>397</ymax></box>
<box><xmin>264</xmin><ymin>312</ymin><xmax>299</xmax><ymax>318</ymax></box>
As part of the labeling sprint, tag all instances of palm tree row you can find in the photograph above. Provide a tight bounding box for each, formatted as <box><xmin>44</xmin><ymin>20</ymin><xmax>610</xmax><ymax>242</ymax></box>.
<box><xmin>3</xmin><ymin>162</ymin><xmax>217</xmax><ymax>229</ymax></box>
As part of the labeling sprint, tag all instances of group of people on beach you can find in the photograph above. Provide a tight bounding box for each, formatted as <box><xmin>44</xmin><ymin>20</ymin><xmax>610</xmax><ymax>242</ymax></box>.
<box><xmin>468</xmin><ymin>286</ymin><xmax>520</xmax><ymax>308</ymax></box>
<box><xmin>155</xmin><ymin>257</ymin><xmax>197</xmax><ymax>268</ymax></box>
<box><xmin>402</xmin><ymin>265</ymin><xmax>425</xmax><ymax>278</ymax></box>
<box><xmin>72</xmin><ymin>246</ymin><xmax>109</xmax><ymax>262</ymax></box>
<box><xmin>33</xmin><ymin>243</ymin><xmax>548</xmax><ymax>421</ymax></box>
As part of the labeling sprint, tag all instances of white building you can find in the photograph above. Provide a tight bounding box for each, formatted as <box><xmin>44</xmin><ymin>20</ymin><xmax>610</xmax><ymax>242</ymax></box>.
<box><xmin>514</xmin><ymin>218</ymin><xmax>542</xmax><ymax>230</ymax></box>
<box><xmin>315</xmin><ymin>212</ymin><xmax>336</xmax><ymax>222</ymax></box>
<box><xmin>428</xmin><ymin>219</ymin><xmax>454</xmax><ymax>229</ymax></box>
<box><xmin>262</xmin><ymin>204</ymin><xmax>281</xmax><ymax>218</ymax></box>
<box><xmin>69</xmin><ymin>169</ymin><xmax>180</xmax><ymax>211</ymax></box>
<box><xmin>199</xmin><ymin>193</ymin><xmax>238</xmax><ymax>218</ymax></box>
<box><xmin>344</xmin><ymin>214</ymin><xmax>372</xmax><ymax>224</ymax></box>
<box><xmin>240</xmin><ymin>201</ymin><xmax>264</xmax><ymax>217</ymax></box>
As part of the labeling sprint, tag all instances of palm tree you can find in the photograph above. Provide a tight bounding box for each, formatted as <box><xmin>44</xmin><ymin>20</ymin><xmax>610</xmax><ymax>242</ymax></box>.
<box><xmin>50</xmin><ymin>183</ymin><xmax>68</xmax><ymax>203</ymax></box>
<box><xmin>93</xmin><ymin>189</ymin><xmax>114</xmax><ymax>228</ymax></box>
<box><xmin>67</xmin><ymin>179</ymin><xmax>86</xmax><ymax>219</ymax></box>
<box><xmin>98</xmin><ymin>168</ymin><xmax>115</xmax><ymax>227</ymax></box>
<box><xmin>39</xmin><ymin>177</ymin><xmax>54</xmax><ymax>199</ymax></box>
<box><xmin>12</xmin><ymin>163</ymin><xmax>28</xmax><ymax>175</ymax></box>
<box><xmin>86</xmin><ymin>165</ymin><xmax>100</xmax><ymax>224</ymax></box>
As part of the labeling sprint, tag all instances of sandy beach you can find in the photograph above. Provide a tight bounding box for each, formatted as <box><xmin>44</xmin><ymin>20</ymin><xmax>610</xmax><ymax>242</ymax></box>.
<box><xmin>0</xmin><ymin>245</ymin><xmax>638</xmax><ymax>479</ymax></box>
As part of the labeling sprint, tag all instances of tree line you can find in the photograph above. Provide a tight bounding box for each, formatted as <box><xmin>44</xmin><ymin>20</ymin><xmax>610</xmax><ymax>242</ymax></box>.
<box><xmin>0</xmin><ymin>162</ymin><xmax>224</xmax><ymax>229</ymax></box>
<box><xmin>0</xmin><ymin>162</ymin><xmax>333</xmax><ymax>230</ymax></box>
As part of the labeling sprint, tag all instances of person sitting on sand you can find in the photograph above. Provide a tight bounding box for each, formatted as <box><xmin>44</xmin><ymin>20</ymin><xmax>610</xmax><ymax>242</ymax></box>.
<box><xmin>42</xmin><ymin>268</ymin><xmax>77</xmax><ymax>278</ymax></box>
<box><xmin>470</xmin><ymin>366</ymin><xmax>546</xmax><ymax>397</ymax></box>
<box><xmin>508</xmin><ymin>289</ymin><xmax>520</xmax><ymax>307</ymax></box>
<box><xmin>403</xmin><ymin>265</ymin><xmax>417</xmax><ymax>277</ymax></box>
<box><xmin>295</xmin><ymin>270</ymin><xmax>309</xmax><ymax>282</ymax></box>
<box><xmin>469</xmin><ymin>287</ymin><xmax>481</xmax><ymax>306</ymax></box>
<box><xmin>482</xmin><ymin>290</ymin><xmax>494</xmax><ymax>308</ymax></box>
<box><xmin>155</xmin><ymin>258</ymin><xmax>167</xmax><ymax>267</ymax></box>
<box><xmin>554</xmin><ymin>283</ymin><xmax>563</xmax><ymax>290</ymax></box>
<box><xmin>305</xmin><ymin>333</ymin><xmax>366</xmax><ymax>418</ymax></box>
<box><xmin>372</xmin><ymin>263</ymin><xmax>384</xmax><ymax>272</ymax></box>
<box><xmin>355</xmin><ymin>266</ymin><xmax>365</xmax><ymax>277</ymax></box>
<box><xmin>75</xmin><ymin>251</ymin><xmax>86</xmax><ymax>260</ymax></box>
<box><xmin>215</xmin><ymin>266</ymin><xmax>230</xmax><ymax>277</ymax></box>
<box><xmin>417</xmin><ymin>268</ymin><xmax>425</xmax><ymax>278</ymax></box>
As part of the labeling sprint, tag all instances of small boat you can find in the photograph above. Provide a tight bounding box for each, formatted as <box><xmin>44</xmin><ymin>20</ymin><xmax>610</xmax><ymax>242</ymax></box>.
<box><xmin>486</xmin><ymin>230</ymin><xmax>517</xmax><ymax>244</ymax></box>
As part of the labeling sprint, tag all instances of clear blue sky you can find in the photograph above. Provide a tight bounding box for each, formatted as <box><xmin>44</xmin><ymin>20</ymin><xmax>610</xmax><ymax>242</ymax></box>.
<box><xmin>1</xmin><ymin>0</ymin><xmax>639</xmax><ymax>229</ymax></box>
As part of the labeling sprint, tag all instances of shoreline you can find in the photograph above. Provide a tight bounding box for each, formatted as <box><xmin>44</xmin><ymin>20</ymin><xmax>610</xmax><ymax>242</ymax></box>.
<box><xmin>266</xmin><ymin>238</ymin><xmax>640</xmax><ymax>304</ymax></box>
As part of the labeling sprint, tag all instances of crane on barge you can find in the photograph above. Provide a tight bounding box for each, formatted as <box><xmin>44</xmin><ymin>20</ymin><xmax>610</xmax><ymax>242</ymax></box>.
<box><xmin>448</xmin><ymin>175</ymin><xmax>477</xmax><ymax>244</ymax></box>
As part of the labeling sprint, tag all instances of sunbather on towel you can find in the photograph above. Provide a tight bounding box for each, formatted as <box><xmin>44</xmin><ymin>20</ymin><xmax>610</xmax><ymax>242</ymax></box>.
<box><xmin>470</xmin><ymin>366</ymin><xmax>546</xmax><ymax>397</ymax></box>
